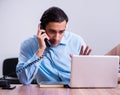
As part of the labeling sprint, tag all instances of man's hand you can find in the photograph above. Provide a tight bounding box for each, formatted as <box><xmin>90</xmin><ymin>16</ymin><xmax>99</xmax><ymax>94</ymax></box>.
<box><xmin>37</xmin><ymin>24</ymin><xmax>49</xmax><ymax>49</ymax></box>
<box><xmin>70</xmin><ymin>45</ymin><xmax>92</xmax><ymax>59</ymax></box>
<box><xmin>36</xmin><ymin>24</ymin><xmax>49</xmax><ymax>57</ymax></box>
<box><xmin>79</xmin><ymin>45</ymin><xmax>92</xmax><ymax>55</ymax></box>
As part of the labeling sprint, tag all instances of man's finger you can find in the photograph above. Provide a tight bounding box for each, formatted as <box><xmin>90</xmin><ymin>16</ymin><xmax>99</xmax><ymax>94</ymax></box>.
<box><xmin>86</xmin><ymin>49</ymin><xmax>92</xmax><ymax>55</ymax></box>
<box><xmin>83</xmin><ymin>46</ymin><xmax>89</xmax><ymax>55</ymax></box>
<box><xmin>80</xmin><ymin>46</ymin><xmax>84</xmax><ymax>55</ymax></box>
<box><xmin>37</xmin><ymin>24</ymin><xmax>41</xmax><ymax>36</ymax></box>
<box><xmin>70</xmin><ymin>54</ymin><xmax>73</xmax><ymax>58</ymax></box>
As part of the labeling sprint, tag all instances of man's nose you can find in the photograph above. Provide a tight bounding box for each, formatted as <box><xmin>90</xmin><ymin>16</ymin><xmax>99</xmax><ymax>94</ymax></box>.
<box><xmin>54</xmin><ymin>33</ymin><xmax>59</xmax><ymax>40</ymax></box>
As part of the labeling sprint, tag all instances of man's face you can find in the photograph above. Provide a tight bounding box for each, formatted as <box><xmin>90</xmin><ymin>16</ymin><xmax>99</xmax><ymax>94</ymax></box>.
<box><xmin>45</xmin><ymin>20</ymin><xmax>67</xmax><ymax>46</ymax></box>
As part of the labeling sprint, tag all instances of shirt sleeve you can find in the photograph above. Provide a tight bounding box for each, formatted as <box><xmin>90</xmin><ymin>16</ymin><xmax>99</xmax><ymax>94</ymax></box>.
<box><xmin>16</xmin><ymin>39</ymin><xmax>42</xmax><ymax>85</ymax></box>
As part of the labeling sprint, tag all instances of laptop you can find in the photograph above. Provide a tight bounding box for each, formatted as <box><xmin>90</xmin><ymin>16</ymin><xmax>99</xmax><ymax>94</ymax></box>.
<box><xmin>70</xmin><ymin>55</ymin><xmax>119</xmax><ymax>88</ymax></box>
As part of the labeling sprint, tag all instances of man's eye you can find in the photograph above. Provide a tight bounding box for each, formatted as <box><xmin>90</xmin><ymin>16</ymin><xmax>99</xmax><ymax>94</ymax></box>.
<box><xmin>59</xmin><ymin>31</ymin><xmax>64</xmax><ymax>34</ymax></box>
<box><xmin>50</xmin><ymin>30</ymin><xmax>56</xmax><ymax>34</ymax></box>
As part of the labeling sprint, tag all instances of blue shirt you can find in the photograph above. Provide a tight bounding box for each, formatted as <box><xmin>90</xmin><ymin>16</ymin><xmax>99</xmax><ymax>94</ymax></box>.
<box><xmin>16</xmin><ymin>31</ymin><xmax>86</xmax><ymax>84</ymax></box>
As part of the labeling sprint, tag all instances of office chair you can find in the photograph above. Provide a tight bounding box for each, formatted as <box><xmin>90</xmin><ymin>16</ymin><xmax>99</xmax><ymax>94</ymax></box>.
<box><xmin>2</xmin><ymin>57</ymin><xmax>37</xmax><ymax>84</ymax></box>
<box><xmin>2</xmin><ymin>58</ymin><xmax>21</xmax><ymax>84</ymax></box>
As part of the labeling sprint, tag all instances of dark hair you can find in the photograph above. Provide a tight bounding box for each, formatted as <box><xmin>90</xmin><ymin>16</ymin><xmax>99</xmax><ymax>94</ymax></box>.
<box><xmin>40</xmin><ymin>6</ymin><xmax>68</xmax><ymax>29</ymax></box>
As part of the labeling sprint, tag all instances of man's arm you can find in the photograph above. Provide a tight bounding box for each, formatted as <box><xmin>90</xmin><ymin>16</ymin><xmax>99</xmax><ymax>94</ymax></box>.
<box><xmin>16</xmin><ymin>41</ymin><xmax>42</xmax><ymax>85</ymax></box>
<box><xmin>105</xmin><ymin>44</ymin><xmax>120</xmax><ymax>56</ymax></box>
<box><xmin>16</xmin><ymin>24</ymin><xmax>49</xmax><ymax>85</ymax></box>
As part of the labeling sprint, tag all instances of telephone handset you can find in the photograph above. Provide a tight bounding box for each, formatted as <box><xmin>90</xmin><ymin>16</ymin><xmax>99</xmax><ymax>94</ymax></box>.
<box><xmin>40</xmin><ymin>23</ymin><xmax>51</xmax><ymax>47</ymax></box>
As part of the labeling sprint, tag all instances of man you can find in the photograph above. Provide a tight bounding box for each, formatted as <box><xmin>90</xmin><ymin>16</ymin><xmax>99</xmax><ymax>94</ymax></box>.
<box><xmin>16</xmin><ymin>6</ymin><xmax>91</xmax><ymax>85</ymax></box>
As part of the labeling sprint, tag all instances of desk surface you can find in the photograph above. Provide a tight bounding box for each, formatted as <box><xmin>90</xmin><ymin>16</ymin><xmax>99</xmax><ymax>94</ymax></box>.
<box><xmin>0</xmin><ymin>84</ymin><xmax>120</xmax><ymax>95</ymax></box>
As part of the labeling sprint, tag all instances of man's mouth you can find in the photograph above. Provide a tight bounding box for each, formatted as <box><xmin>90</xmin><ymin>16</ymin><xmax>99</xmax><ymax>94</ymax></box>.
<box><xmin>50</xmin><ymin>40</ymin><xmax>59</xmax><ymax>46</ymax></box>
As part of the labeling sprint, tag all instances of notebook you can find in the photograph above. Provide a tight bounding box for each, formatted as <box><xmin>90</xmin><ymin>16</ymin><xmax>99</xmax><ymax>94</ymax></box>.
<box><xmin>70</xmin><ymin>55</ymin><xmax>119</xmax><ymax>88</ymax></box>
<box><xmin>38</xmin><ymin>81</ymin><xmax>69</xmax><ymax>88</ymax></box>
